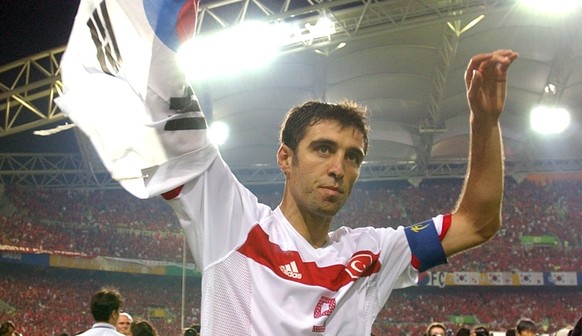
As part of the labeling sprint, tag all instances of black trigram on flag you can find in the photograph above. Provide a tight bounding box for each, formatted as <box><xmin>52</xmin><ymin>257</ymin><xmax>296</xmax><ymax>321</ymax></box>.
<box><xmin>87</xmin><ymin>1</ymin><xmax>122</xmax><ymax>75</ymax></box>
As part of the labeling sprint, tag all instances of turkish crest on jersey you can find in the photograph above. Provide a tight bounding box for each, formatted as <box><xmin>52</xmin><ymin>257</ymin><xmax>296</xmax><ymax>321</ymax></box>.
<box><xmin>56</xmin><ymin>0</ymin><xmax>216</xmax><ymax>199</ymax></box>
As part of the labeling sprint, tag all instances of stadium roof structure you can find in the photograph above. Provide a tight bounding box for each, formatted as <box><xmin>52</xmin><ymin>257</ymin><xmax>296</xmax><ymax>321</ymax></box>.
<box><xmin>1</xmin><ymin>0</ymin><xmax>581</xmax><ymax>189</ymax></box>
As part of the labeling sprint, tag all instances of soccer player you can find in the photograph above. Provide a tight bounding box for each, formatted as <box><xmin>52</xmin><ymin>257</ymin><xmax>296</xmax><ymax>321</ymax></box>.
<box><xmin>163</xmin><ymin>49</ymin><xmax>517</xmax><ymax>336</ymax></box>
<box><xmin>56</xmin><ymin>1</ymin><xmax>518</xmax><ymax>334</ymax></box>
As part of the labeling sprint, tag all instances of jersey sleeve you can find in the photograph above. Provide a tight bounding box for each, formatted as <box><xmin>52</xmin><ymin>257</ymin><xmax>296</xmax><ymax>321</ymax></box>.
<box><xmin>404</xmin><ymin>214</ymin><xmax>450</xmax><ymax>272</ymax></box>
<box><xmin>165</xmin><ymin>155</ymin><xmax>273</xmax><ymax>270</ymax></box>
<box><xmin>373</xmin><ymin>215</ymin><xmax>450</xmax><ymax>308</ymax></box>
<box><xmin>55</xmin><ymin>0</ymin><xmax>211</xmax><ymax>199</ymax></box>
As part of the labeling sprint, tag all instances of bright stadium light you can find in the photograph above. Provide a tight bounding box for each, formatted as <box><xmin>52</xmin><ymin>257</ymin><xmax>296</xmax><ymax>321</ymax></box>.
<box><xmin>289</xmin><ymin>15</ymin><xmax>336</xmax><ymax>46</ymax></box>
<box><xmin>177</xmin><ymin>15</ymin><xmax>340</xmax><ymax>80</ymax></box>
<box><xmin>177</xmin><ymin>21</ymin><xmax>283</xmax><ymax>81</ymax></box>
<box><xmin>519</xmin><ymin>0</ymin><xmax>582</xmax><ymax>15</ymax></box>
<box><xmin>208</xmin><ymin>121</ymin><xmax>230</xmax><ymax>146</ymax></box>
<box><xmin>530</xmin><ymin>105</ymin><xmax>571</xmax><ymax>134</ymax></box>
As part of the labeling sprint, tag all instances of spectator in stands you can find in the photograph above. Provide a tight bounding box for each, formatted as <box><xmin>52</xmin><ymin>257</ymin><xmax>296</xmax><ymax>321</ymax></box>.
<box><xmin>130</xmin><ymin>320</ymin><xmax>157</xmax><ymax>336</ymax></box>
<box><xmin>77</xmin><ymin>287</ymin><xmax>125</xmax><ymax>336</ymax></box>
<box><xmin>426</xmin><ymin>322</ymin><xmax>448</xmax><ymax>336</ymax></box>
<box><xmin>516</xmin><ymin>318</ymin><xmax>537</xmax><ymax>336</ymax></box>
<box><xmin>471</xmin><ymin>326</ymin><xmax>490</xmax><ymax>336</ymax></box>
<box><xmin>183</xmin><ymin>324</ymin><xmax>200</xmax><ymax>336</ymax></box>
<box><xmin>571</xmin><ymin>315</ymin><xmax>582</xmax><ymax>336</ymax></box>
<box><xmin>457</xmin><ymin>327</ymin><xmax>471</xmax><ymax>336</ymax></box>
<box><xmin>116</xmin><ymin>312</ymin><xmax>133</xmax><ymax>335</ymax></box>
<box><xmin>552</xmin><ymin>328</ymin><xmax>570</xmax><ymax>336</ymax></box>
<box><xmin>0</xmin><ymin>321</ymin><xmax>18</xmax><ymax>336</ymax></box>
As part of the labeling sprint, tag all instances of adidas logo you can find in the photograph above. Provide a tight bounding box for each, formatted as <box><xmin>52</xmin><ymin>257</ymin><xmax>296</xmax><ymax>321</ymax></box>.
<box><xmin>279</xmin><ymin>261</ymin><xmax>302</xmax><ymax>279</ymax></box>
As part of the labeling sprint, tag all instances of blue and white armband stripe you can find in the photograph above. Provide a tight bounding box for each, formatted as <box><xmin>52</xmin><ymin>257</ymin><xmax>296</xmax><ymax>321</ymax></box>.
<box><xmin>404</xmin><ymin>214</ymin><xmax>451</xmax><ymax>272</ymax></box>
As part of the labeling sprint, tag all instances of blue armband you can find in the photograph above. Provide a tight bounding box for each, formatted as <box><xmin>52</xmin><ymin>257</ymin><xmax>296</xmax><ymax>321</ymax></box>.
<box><xmin>404</xmin><ymin>218</ymin><xmax>447</xmax><ymax>272</ymax></box>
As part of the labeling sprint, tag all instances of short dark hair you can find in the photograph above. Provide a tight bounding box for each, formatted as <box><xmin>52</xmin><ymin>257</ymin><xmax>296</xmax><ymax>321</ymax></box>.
<box><xmin>456</xmin><ymin>327</ymin><xmax>471</xmax><ymax>336</ymax></box>
<box><xmin>90</xmin><ymin>287</ymin><xmax>123</xmax><ymax>322</ymax></box>
<box><xmin>184</xmin><ymin>324</ymin><xmax>201</xmax><ymax>336</ymax></box>
<box><xmin>472</xmin><ymin>326</ymin><xmax>490</xmax><ymax>336</ymax></box>
<box><xmin>131</xmin><ymin>320</ymin><xmax>157</xmax><ymax>336</ymax></box>
<box><xmin>280</xmin><ymin>100</ymin><xmax>370</xmax><ymax>154</ymax></box>
<box><xmin>0</xmin><ymin>321</ymin><xmax>16</xmax><ymax>336</ymax></box>
<box><xmin>516</xmin><ymin>318</ymin><xmax>537</xmax><ymax>334</ymax></box>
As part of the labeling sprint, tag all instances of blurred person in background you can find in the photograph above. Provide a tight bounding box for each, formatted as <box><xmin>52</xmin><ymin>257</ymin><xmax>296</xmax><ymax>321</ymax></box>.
<box><xmin>516</xmin><ymin>318</ymin><xmax>537</xmax><ymax>336</ymax></box>
<box><xmin>552</xmin><ymin>328</ymin><xmax>571</xmax><ymax>336</ymax></box>
<box><xmin>571</xmin><ymin>315</ymin><xmax>582</xmax><ymax>336</ymax></box>
<box><xmin>457</xmin><ymin>327</ymin><xmax>471</xmax><ymax>336</ymax></box>
<box><xmin>183</xmin><ymin>324</ymin><xmax>200</xmax><ymax>336</ymax></box>
<box><xmin>76</xmin><ymin>287</ymin><xmax>124</xmax><ymax>336</ymax></box>
<box><xmin>0</xmin><ymin>321</ymin><xmax>20</xmax><ymax>336</ymax></box>
<box><xmin>130</xmin><ymin>320</ymin><xmax>157</xmax><ymax>336</ymax></box>
<box><xmin>116</xmin><ymin>312</ymin><xmax>133</xmax><ymax>336</ymax></box>
<box><xmin>426</xmin><ymin>322</ymin><xmax>448</xmax><ymax>336</ymax></box>
<box><xmin>471</xmin><ymin>326</ymin><xmax>490</xmax><ymax>336</ymax></box>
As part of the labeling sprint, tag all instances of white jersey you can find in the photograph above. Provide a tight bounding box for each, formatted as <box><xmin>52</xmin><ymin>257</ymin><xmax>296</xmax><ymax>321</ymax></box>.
<box><xmin>166</xmin><ymin>152</ymin><xmax>449</xmax><ymax>335</ymax></box>
<box><xmin>76</xmin><ymin>323</ymin><xmax>124</xmax><ymax>336</ymax></box>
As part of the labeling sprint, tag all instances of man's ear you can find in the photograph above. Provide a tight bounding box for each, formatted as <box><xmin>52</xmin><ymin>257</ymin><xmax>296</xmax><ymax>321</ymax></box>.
<box><xmin>111</xmin><ymin>309</ymin><xmax>120</xmax><ymax>323</ymax></box>
<box><xmin>277</xmin><ymin>144</ymin><xmax>293</xmax><ymax>173</ymax></box>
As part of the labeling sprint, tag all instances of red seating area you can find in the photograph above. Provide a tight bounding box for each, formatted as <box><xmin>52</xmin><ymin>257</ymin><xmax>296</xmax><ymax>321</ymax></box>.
<box><xmin>374</xmin><ymin>287</ymin><xmax>582</xmax><ymax>335</ymax></box>
<box><xmin>1</xmin><ymin>178</ymin><xmax>580</xmax><ymax>269</ymax></box>
<box><xmin>0</xmin><ymin>264</ymin><xmax>579</xmax><ymax>336</ymax></box>
<box><xmin>0</xmin><ymin>264</ymin><xmax>200</xmax><ymax>336</ymax></box>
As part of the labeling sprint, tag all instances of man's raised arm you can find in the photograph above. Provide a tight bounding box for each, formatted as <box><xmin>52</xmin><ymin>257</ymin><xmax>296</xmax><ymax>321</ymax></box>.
<box><xmin>442</xmin><ymin>49</ymin><xmax>519</xmax><ymax>256</ymax></box>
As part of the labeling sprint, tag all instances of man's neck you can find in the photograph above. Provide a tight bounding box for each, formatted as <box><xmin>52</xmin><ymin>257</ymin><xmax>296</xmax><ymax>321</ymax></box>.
<box><xmin>279</xmin><ymin>202</ymin><xmax>332</xmax><ymax>248</ymax></box>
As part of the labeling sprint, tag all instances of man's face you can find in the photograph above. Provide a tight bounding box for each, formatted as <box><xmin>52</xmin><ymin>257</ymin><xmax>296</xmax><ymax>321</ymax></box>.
<box><xmin>116</xmin><ymin>314</ymin><xmax>132</xmax><ymax>335</ymax></box>
<box><xmin>429</xmin><ymin>327</ymin><xmax>446</xmax><ymax>336</ymax></box>
<box><xmin>282</xmin><ymin>119</ymin><xmax>365</xmax><ymax>219</ymax></box>
<box><xmin>518</xmin><ymin>331</ymin><xmax>537</xmax><ymax>336</ymax></box>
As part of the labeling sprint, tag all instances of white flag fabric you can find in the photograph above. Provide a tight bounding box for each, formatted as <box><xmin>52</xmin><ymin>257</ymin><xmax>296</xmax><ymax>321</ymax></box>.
<box><xmin>453</xmin><ymin>272</ymin><xmax>480</xmax><ymax>285</ymax></box>
<box><xmin>56</xmin><ymin>0</ymin><xmax>217</xmax><ymax>199</ymax></box>
<box><xmin>549</xmin><ymin>272</ymin><xmax>577</xmax><ymax>286</ymax></box>
<box><xmin>517</xmin><ymin>272</ymin><xmax>544</xmax><ymax>286</ymax></box>
<box><xmin>486</xmin><ymin>272</ymin><xmax>512</xmax><ymax>286</ymax></box>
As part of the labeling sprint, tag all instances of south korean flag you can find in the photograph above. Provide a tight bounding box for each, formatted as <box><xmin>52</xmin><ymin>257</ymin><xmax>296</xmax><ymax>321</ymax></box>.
<box><xmin>56</xmin><ymin>0</ymin><xmax>217</xmax><ymax>199</ymax></box>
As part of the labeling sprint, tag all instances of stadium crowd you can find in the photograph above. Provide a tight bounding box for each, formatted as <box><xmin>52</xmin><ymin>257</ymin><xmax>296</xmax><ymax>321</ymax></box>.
<box><xmin>0</xmin><ymin>264</ymin><xmax>580</xmax><ymax>336</ymax></box>
<box><xmin>0</xmin><ymin>264</ymin><xmax>200</xmax><ymax>336</ymax></box>
<box><xmin>0</xmin><ymin>177</ymin><xmax>581</xmax><ymax>335</ymax></box>
<box><xmin>1</xmin><ymin>178</ymin><xmax>580</xmax><ymax>269</ymax></box>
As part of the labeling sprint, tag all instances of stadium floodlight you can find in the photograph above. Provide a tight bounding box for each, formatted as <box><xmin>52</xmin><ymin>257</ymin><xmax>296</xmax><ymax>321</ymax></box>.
<box><xmin>519</xmin><ymin>0</ymin><xmax>582</xmax><ymax>15</ymax></box>
<box><xmin>208</xmin><ymin>121</ymin><xmax>230</xmax><ymax>146</ymax></box>
<box><xmin>302</xmin><ymin>16</ymin><xmax>336</xmax><ymax>45</ymax></box>
<box><xmin>530</xmin><ymin>105</ymin><xmax>571</xmax><ymax>135</ymax></box>
<box><xmin>177</xmin><ymin>14</ymin><xmax>338</xmax><ymax>80</ymax></box>
<box><xmin>177</xmin><ymin>21</ymin><xmax>283</xmax><ymax>81</ymax></box>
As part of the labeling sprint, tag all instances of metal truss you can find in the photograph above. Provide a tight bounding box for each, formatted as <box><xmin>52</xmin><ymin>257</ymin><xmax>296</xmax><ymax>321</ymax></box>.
<box><xmin>4</xmin><ymin>0</ymin><xmax>578</xmax><ymax>189</ymax></box>
<box><xmin>0</xmin><ymin>47</ymin><xmax>66</xmax><ymax>137</ymax></box>
<box><xmin>198</xmin><ymin>0</ymin><xmax>514</xmax><ymax>53</ymax></box>
<box><xmin>1</xmin><ymin>153</ymin><xmax>580</xmax><ymax>188</ymax></box>
<box><xmin>0</xmin><ymin>153</ymin><xmax>116</xmax><ymax>188</ymax></box>
<box><xmin>0</xmin><ymin>0</ymin><xmax>514</xmax><ymax>137</ymax></box>
<box><xmin>198</xmin><ymin>0</ymin><xmax>512</xmax><ymax>34</ymax></box>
